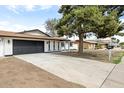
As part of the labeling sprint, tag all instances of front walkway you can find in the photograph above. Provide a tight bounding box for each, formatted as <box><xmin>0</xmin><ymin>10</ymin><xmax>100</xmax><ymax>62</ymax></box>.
<box><xmin>15</xmin><ymin>53</ymin><xmax>115</xmax><ymax>88</ymax></box>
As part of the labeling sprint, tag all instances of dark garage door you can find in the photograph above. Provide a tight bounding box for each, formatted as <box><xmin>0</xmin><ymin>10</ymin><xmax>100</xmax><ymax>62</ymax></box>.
<box><xmin>13</xmin><ymin>40</ymin><xmax>44</xmax><ymax>55</ymax></box>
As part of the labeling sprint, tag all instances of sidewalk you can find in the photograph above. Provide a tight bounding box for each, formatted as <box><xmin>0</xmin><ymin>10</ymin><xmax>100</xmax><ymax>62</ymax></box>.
<box><xmin>101</xmin><ymin>56</ymin><xmax>124</xmax><ymax>88</ymax></box>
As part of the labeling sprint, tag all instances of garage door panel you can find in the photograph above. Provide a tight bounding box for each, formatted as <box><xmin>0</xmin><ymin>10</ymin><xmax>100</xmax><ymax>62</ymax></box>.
<box><xmin>13</xmin><ymin>40</ymin><xmax>44</xmax><ymax>55</ymax></box>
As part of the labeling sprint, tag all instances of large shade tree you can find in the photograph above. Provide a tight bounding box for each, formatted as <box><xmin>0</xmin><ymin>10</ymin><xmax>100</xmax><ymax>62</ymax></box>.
<box><xmin>56</xmin><ymin>5</ymin><xmax>124</xmax><ymax>54</ymax></box>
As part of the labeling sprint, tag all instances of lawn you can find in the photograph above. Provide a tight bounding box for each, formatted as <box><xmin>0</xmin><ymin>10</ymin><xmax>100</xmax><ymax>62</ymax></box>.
<box><xmin>54</xmin><ymin>48</ymin><xmax>124</xmax><ymax>64</ymax></box>
<box><xmin>112</xmin><ymin>52</ymin><xmax>124</xmax><ymax>64</ymax></box>
<box><xmin>0</xmin><ymin>57</ymin><xmax>84</xmax><ymax>88</ymax></box>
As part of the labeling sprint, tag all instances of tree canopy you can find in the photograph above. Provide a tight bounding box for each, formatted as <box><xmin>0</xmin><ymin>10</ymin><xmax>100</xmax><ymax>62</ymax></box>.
<box><xmin>56</xmin><ymin>5</ymin><xmax>124</xmax><ymax>54</ymax></box>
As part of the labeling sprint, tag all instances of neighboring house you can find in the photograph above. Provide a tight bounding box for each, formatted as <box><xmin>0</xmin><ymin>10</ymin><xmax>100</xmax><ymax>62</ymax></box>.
<box><xmin>70</xmin><ymin>40</ymin><xmax>97</xmax><ymax>50</ymax></box>
<box><xmin>0</xmin><ymin>29</ymin><xmax>70</xmax><ymax>57</ymax></box>
<box><xmin>70</xmin><ymin>39</ymin><xmax>111</xmax><ymax>50</ymax></box>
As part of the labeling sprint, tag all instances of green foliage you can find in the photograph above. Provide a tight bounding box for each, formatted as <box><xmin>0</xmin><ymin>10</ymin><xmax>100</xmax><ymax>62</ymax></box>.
<box><xmin>120</xmin><ymin>42</ymin><xmax>124</xmax><ymax>47</ymax></box>
<box><xmin>104</xmin><ymin>5</ymin><xmax>124</xmax><ymax>17</ymax></box>
<box><xmin>117</xmin><ymin>39</ymin><xmax>120</xmax><ymax>43</ymax></box>
<box><xmin>120</xmin><ymin>42</ymin><xmax>124</xmax><ymax>45</ymax></box>
<box><xmin>96</xmin><ymin>9</ymin><xmax>121</xmax><ymax>38</ymax></box>
<box><xmin>117</xmin><ymin>32</ymin><xmax>124</xmax><ymax>36</ymax></box>
<box><xmin>117</xmin><ymin>23</ymin><xmax>124</xmax><ymax>34</ymax></box>
<box><xmin>57</xmin><ymin>6</ymin><xmax>104</xmax><ymax>37</ymax></box>
<box><xmin>105</xmin><ymin>6</ymin><xmax>124</xmax><ymax>37</ymax></box>
<box><xmin>120</xmin><ymin>42</ymin><xmax>124</xmax><ymax>49</ymax></box>
<box><xmin>111</xmin><ymin>37</ymin><xmax>120</xmax><ymax>43</ymax></box>
<box><xmin>56</xmin><ymin>5</ymin><xmax>124</xmax><ymax>54</ymax></box>
<box><xmin>95</xmin><ymin>44</ymin><xmax>102</xmax><ymax>49</ymax></box>
<box><xmin>57</xmin><ymin>5</ymin><xmax>124</xmax><ymax>38</ymax></box>
<box><xmin>113</xmin><ymin>52</ymin><xmax>124</xmax><ymax>64</ymax></box>
<box><xmin>95</xmin><ymin>43</ymin><xmax>107</xmax><ymax>49</ymax></box>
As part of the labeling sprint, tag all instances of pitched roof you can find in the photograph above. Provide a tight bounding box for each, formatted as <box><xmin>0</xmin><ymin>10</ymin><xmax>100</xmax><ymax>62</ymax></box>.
<box><xmin>0</xmin><ymin>30</ymin><xmax>69</xmax><ymax>41</ymax></box>
<box><xmin>18</xmin><ymin>29</ymin><xmax>51</xmax><ymax>37</ymax></box>
<box><xmin>74</xmin><ymin>40</ymin><xmax>97</xmax><ymax>44</ymax></box>
<box><xmin>74</xmin><ymin>39</ymin><xmax>110</xmax><ymax>44</ymax></box>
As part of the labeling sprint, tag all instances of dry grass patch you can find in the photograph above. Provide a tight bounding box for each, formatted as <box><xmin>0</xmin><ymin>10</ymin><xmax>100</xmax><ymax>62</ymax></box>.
<box><xmin>0</xmin><ymin>57</ymin><xmax>84</xmax><ymax>88</ymax></box>
<box><xmin>54</xmin><ymin>49</ymin><xmax>124</xmax><ymax>63</ymax></box>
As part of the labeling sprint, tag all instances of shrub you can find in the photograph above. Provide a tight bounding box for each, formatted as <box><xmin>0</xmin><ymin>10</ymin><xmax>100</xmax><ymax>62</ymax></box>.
<box><xmin>120</xmin><ymin>42</ymin><xmax>124</xmax><ymax>49</ymax></box>
<box><xmin>95</xmin><ymin>44</ymin><xmax>102</xmax><ymax>49</ymax></box>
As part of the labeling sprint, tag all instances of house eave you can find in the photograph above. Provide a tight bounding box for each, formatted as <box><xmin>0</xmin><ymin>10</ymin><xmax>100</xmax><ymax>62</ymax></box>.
<box><xmin>0</xmin><ymin>35</ymin><xmax>70</xmax><ymax>41</ymax></box>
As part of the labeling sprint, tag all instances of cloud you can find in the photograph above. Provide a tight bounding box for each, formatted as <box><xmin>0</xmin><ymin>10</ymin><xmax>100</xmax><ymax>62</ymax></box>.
<box><xmin>0</xmin><ymin>21</ymin><xmax>26</xmax><ymax>32</ymax></box>
<box><xmin>0</xmin><ymin>20</ymin><xmax>46</xmax><ymax>32</ymax></box>
<box><xmin>24</xmin><ymin>5</ymin><xmax>53</xmax><ymax>11</ymax></box>
<box><xmin>7</xmin><ymin>5</ymin><xmax>20</xmax><ymax>14</ymax></box>
<box><xmin>0</xmin><ymin>21</ymin><xmax>10</xmax><ymax>26</ymax></box>
<box><xmin>24</xmin><ymin>5</ymin><xmax>35</xmax><ymax>11</ymax></box>
<box><xmin>12</xmin><ymin>24</ymin><xmax>47</xmax><ymax>32</ymax></box>
<box><xmin>6</xmin><ymin>5</ymin><xmax>53</xmax><ymax>13</ymax></box>
<box><xmin>40</xmin><ymin>5</ymin><xmax>52</xmax><ymax>10</ymax></box>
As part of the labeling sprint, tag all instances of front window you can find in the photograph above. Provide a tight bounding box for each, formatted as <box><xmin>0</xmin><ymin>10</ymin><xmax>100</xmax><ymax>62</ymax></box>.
<box><xmin>70</xmin><ymin>42</ymin><xmax>73</xmax><ymax>47</ymax></box>
<box><xmin>53</xmin><ymin>41</ymin><xmax>55</xmax><ymax>50</ymax></box>
<box><xmin>48</xmin><ymin>41</ymin><xmax>50</xmax><ymax>51</ymax></box>
<box><xmin>8</xmin><ymin>40</ymin><xmax>10</xmax><ymax>44</ymax></box>
<box><xmin>58</xmin><ymin>42</ymin><xmax>59</xmax><ymax>50</ymax></box>
<box><xmin>61</xmin><ymin>42</ymin><xmax>64</xmax><ymax>47</ymax></box>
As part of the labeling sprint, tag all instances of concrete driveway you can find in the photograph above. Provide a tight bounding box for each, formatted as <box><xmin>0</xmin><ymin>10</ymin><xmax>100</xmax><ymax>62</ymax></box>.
<box><xmin>15</xmin><ymin>53</ymin><xmax>115</xmax><ymax>88</ymax></box>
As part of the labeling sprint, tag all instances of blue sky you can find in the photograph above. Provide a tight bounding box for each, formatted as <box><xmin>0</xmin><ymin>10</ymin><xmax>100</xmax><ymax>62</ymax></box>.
<box><xmin>0</xmin><ymin>5</ymin><xmax>124</xmax><ymax>41</ymax></box>
<box><xmin>0</xmin><ymin>5</ymin><xmax>60</xmax><ymax>32</ymax></box>
<box><xmin>0</xmin><ymin>5</ymin><xmax>124</xmax><ymax>32</ymax></box>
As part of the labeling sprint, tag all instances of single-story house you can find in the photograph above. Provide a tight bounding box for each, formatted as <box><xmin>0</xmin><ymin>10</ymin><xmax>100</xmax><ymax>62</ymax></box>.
<box><xmin>70</xmin><ymin>40</ymin><xmax>97</xmax><ymax>50</ymax></box>
<box><xmin>70</xmin><ymin>39</ymin><xmax>111</xmax><ymax>50</ymax></box>
<box><xmin>95</xmin><ymin>39</ymin><xmax>111</xmax><ymax>49</ymax></box>
<box><xmin>0</xmin><ymin>29</ymin><xmax>70</xmax><ymax>57</ymax></box>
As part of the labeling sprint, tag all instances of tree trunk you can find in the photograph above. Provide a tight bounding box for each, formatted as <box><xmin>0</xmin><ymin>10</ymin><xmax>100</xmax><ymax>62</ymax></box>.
<box><xmin>78</xmin><ymin>33</ymin><xmax>84</xmax><ymax>55</ymax></box>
